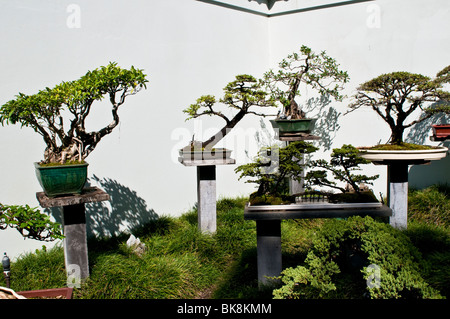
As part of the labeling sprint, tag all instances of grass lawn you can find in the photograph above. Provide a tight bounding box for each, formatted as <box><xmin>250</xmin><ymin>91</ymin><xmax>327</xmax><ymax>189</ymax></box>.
<box><xmin>1</xmin><ymin>186</ymin><xmax>449</xmax><ymax>299</ymax></box>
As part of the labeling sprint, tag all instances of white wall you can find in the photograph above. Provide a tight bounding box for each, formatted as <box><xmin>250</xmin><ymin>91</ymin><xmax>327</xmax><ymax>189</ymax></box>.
<box><xmin>1</xmin><ymin>0</ymin><xmax>449</xmax><ymax>260</ymax></box>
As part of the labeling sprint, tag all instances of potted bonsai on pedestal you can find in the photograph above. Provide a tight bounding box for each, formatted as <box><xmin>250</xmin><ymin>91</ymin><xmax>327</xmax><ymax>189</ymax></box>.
<box><xmin>347</xmin><ymin>67</ymin><xmax>450</xmax><ymax>228</ymax></box>
<box><xmin>181</xmin><ymin>74</ymin><xmax>275</xmax><ymax>234</ymax></box>
<box><xmin>263</xmin><ymin>45</ymin><xmax>349</xmax><ymax>136</ymax></box>
<box><xmin>181</xmin><ymin>74</ymin><xmax>275</xmax><ymax>160</ymax></box>
<box><xmin>0</xmin><ymin>62</ymin><xmax>148</xmax><ymax>197</ymax></box>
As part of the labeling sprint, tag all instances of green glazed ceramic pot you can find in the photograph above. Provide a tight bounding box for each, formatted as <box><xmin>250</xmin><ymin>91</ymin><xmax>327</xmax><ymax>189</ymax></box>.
<box><xmin>270</xmin><ymin>119</ymin><xmax>317</xmax><ymax>133</ymax></box>
<box><xmin>34</xmin><ymin>162</ymin><xmax>88</xmax><ymax>197</ymax></box>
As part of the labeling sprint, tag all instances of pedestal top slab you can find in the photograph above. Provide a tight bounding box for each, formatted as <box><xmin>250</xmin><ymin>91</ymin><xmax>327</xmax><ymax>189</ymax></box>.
<box><xmin>244</xmin><ymin>202</ymin><xmax>392</xmax><ymax>220</ymax></box>
<box><xmin>275</xmin><ymin>132</ymin><xmax>321</xmax><ymax>142</ymax></box>
<box><xmin>359</xmin><ymin>146</ymin><xmax>448</xmax><ymax>164</ymax></box>
<box><xmin>36</xmin><ymin>187</ymin><xmax>110</xmax><ymax>208</ymax></box>
<box><xmin>178</xmin><ymin>157</ymin><xmax>236</xmax><ymax>167</ymax></box>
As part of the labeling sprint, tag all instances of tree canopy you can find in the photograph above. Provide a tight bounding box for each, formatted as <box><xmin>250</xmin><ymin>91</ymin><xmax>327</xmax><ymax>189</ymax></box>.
<box><xmin>348</xmin><ymin>67</ymin><xmax>450</xmax><ymax>145</ymax></box>
<box><xmin>0</xmin><ymin>62</ymin><xmax>148</xmax><ymax>163</ymax></box>
<box><xmin>263</xmin><ymin>45</ymin><xmax>349</xmax><ymax>119</ymax></box>
<box><xmin>183</xmin><ymin>74</ymin><xmax>276</xmax><ymax>149</ymax></box>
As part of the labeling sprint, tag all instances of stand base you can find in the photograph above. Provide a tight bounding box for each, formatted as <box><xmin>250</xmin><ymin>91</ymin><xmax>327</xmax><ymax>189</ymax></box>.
<box><xmin>245</xmin><ymin>202</ymin><xmax>392</xmax><ymax>288</ymax></box>
<box><xmin>36</xmin><ymin>187</ymin><xmax>110</xmax><ymax>283</ymax></box>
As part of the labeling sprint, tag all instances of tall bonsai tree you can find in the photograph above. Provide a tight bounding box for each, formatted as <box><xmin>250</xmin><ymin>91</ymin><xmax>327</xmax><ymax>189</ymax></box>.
<box><xmin>348</xmin><ymin>67</ymin><xmax>450</xmax><ymax>145</ymax></box>
<box><xmin>0</xmin><ymin>62</ymin><xmax>148</xmax><ymax>164</ymax></box>
<box><xmin>183</xmin><ymin>74</ymin><xmax>275</xmax><ymax>150</ymax></box>
<box><xmin>263</xmin><ymin>45</ymin><xmax>349</xmax><ymax>120</ymax></box>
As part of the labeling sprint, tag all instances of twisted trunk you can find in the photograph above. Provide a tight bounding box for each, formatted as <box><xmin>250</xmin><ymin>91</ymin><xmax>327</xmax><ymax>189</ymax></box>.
<box><xmin>201</xmin><ymin>108</ymin><xmax>246</xmax><ymax>149</ymax></box>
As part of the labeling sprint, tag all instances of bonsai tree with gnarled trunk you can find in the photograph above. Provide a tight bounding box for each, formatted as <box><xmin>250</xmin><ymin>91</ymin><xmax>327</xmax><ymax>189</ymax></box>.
<box><xmin>0</xmin><ymin>62</ymin><xmax>148</xmax><ymax>164</ymax></box>
<box><xmin>348</xmin><ymin>67</ymin><xmax>450</xmax><ymax>146</ymax></box>
<box><xmin>263</xmin><ymin>45</ymin><xmax>349</xmax><ymax>120</ymax></box>
<box><xmin>183</xmin><ymin>74</ymin><xmax>276</xmax><ymax>150</ymax></box>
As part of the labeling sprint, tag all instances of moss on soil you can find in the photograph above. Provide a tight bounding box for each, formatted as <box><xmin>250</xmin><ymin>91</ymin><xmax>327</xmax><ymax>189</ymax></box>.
<box><xmin>39</xmin><ymin>160</ymin><xmax>86</xmax><ymax>167</ymax></box>
<box><xmin>360</xmin><ymin>143</ymin><xmax>436</xmax><ymax>151</ymax></box>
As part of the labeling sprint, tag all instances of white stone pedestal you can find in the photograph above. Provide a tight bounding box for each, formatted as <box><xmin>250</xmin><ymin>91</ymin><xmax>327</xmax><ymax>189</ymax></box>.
<box><xmin>179</xmin><ymin>157</ymin><xmax>235</xmax><ymax>233</ymax></box>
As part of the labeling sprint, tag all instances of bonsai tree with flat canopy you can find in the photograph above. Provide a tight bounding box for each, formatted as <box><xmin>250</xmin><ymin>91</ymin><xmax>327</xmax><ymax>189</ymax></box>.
<box><xmin>183</xmin><ymin>74</ymin><xmax>276</xmax><ymax>150</ymax></box>
<box><xmin>0</xmin><ymin>62</ymin><xmax>148</xmax><ymax>164</ymax></box>
<box><xmin>347</xmin><ymin>67</ymin><xmax>450</xmax><ymax>146</ymax></box>
<box><xmin>263</xmin><ymin>45</ymin><xmax>349</xmax><ymax>120</ymax></box>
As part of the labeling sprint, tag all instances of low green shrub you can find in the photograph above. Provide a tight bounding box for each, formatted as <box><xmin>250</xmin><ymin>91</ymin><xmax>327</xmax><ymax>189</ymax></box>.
<box><xmin>273</xmin><ymin>216</ymin><xmax>443</xmax><ymax>299</ymax></box>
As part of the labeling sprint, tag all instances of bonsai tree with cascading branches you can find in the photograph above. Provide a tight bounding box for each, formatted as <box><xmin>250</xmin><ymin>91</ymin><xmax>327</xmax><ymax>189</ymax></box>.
<box><xmin>182</xmin><ymin>74</ymin><xmax>276</xmax><ymax>152</ymax></box>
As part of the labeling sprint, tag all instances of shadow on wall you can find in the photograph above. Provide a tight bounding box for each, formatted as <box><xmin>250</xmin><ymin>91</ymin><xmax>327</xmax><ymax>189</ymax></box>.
<box><xmin>406</xmin><ymin>102</ymin><xmax>450</xmax><ymax>145</ymax></box>
<box><xmin>409</xmin><ymin>141</ymin><xmax>450</xmax><ymax>189</ymax></box>
<box><xmin>247</xmin><ymin>95</ymin><xmax>339</xmax><ymax>160</ymax></box>
<box><xmin>407</xmin><ymin>108</ymin><xmax>450</xmax><ymax>189</ymax></box>
<box><xmin>48</xmin><ymin>175</ymin><xmax>158</xmax><ymax>239</ymax></box>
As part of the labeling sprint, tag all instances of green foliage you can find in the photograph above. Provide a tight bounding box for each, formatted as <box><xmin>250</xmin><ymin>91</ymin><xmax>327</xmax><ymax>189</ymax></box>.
<box><xmin>263</xmin><ymin>45</ymin><xmax>349</xmax><ymax>119</ymax></box>
<box><xmin>273</xmin><ymin>216</ymin><xmax>443</xmax><ymax>299</ymax></box>
<box><xmin>235</xmin><ymin>141</ymin><xmax>318</xmax><ymax>202</ymax></box>
<box><xmin>306</xmin><ymin>144</ymin><xmax>379</xmax><ymax>194</ymax></box>
<box><xmin>348</xmin><ymin>68</ymin><xmax>450</xmax><ymax>145</ymax></box>
<box><xmin>0</xmin><ymin>62</ymin><xmax>148</xmax><ymax>163</ymax></box>
<box><xmin>183</xmin><ymin>74</ymin><xmax>275</xmax><ymax>149</ymax></box>
<box><xmin>3</xmin><ymin>195</ymin><xmax>449</xmax><ymax>299</ymax></box>
<box><xmin>0</xmin><ymin>203</ymin><xmax>64</xmax><ymax>241</ymax></box>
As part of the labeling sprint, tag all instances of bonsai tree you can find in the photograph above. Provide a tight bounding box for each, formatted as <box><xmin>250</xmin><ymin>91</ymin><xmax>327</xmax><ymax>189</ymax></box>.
<box><xmin>305</xmin><ymin>144</ymin><xmax>379</xmax><ymax>202</ymax></box>
<box><xmin>183</xmin><ymin>74</ymin><xmax>275</xmax><ymax>150</ymax></box>
<box><xmin>348</xmin><ymin>67</ymin><xmax>450</xmax><ymax>146</ymax></box>
<box><xmin>235</xmin><ymin>141</ymin><xmax>318</xmax><ymax>204</ymax></box>
<box><xmin>1</xmin><ymin>203</ymin><xmax>63</xmax><ymax>241</ymax></box>
<box><xmin>0</xmin><ymin>62</ymin><xmax>148</xmax><ymax>164</ymax></box>
<box><xmin>263</xmin><ymin>45</ymin><xmax>349</xmax><ymax>120</ymax></box>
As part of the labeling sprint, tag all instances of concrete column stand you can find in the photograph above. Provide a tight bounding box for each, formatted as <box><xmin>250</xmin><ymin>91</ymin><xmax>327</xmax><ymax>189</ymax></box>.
<box><xmin>197</xmin><ymin>165</ymin><xmax>217</xmax><ymax>234</ymax></box>
<box><xmin>387</xmin><ymin>163</ymin><xmax>409</xmax><ymax>230</ymax></box>
<box><xmin>62</xmin><ymin>204</ymin><xmax>89</xmax><ymax>280</ymax></box>
<box><xmin>36</xmin><ymin>187</ymin><xmax>110</xmax><ymax>283</ymax></box>
<box><xmin>178</xmin><ymin>156</ymin><xmax>235</xmax><ymax>234</ymax></box>
<box><xmin>256</xmin><ymin>220</ymin><xmax>282</xmax><ymax>287</ymax></box>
